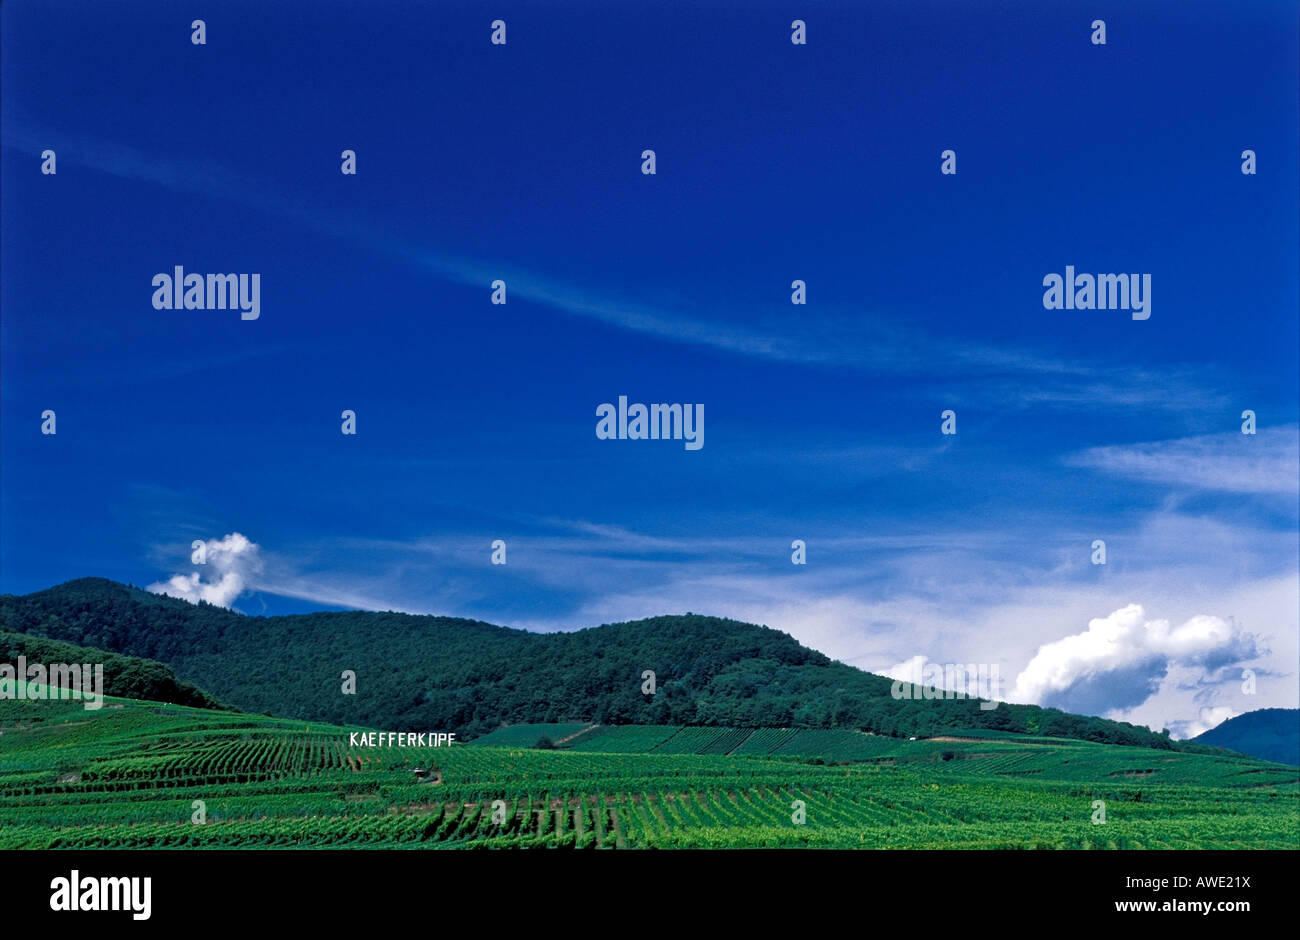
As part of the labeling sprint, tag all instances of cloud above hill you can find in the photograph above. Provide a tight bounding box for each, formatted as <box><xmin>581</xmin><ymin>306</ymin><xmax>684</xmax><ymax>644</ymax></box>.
<box><xmin>1010</xmin><ymin>604</ymin><xmax>1259</xmax><ymax>714</ymax></box>
<box><xmin>147</xmin><ymin>533</ymin><xmax>262</xmax><ymax>608</ymax></box>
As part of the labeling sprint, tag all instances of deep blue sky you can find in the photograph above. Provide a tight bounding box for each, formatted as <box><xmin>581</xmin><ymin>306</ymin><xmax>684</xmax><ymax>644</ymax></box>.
<box><xmin>3</xmin><ymin>0</ymin><xmax>1297</xmax><ymax>734</ymax></box>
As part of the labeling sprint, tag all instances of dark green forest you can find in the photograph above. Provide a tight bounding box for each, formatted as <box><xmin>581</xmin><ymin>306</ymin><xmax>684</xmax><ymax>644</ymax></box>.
<box><xmin>1</xmin><ymin>577</ymin><xmax>1187</xmax><ymax>748</ymax></box>
<box><xmin>1</xmin><ymin>629</ymin><xmax>226</xmax><ymax>710</ymax></box>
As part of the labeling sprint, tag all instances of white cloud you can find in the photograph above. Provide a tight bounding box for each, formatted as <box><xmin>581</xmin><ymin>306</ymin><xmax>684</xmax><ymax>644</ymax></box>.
<box><xmin>1065</xmin><ymin>425</ymin><xmax>1300</xmax><ymax>495</ymax></box>
<box><xmin>1009</xmin><ymin>604</ymin><xmax>1258</xmax><ymax>715</ymax></box>
<box><xmin>131</xmin><ymin>513</ymin><xmax>1296</xmax><ymax>740</ymax></box>
<box><xmin>4</xmin><ymin>119</ymin><xmax>1228</xmax><ymax>414</ymax></box>
<box><xmin>147</xmin><ymin>533</ymin><xmax>261</xmax><ymax>608</ymax></box>
<box><xmin>883</xmin><ymin>655</ymin><xmax>929</xmax><ymax>685</ymax></box>
<box><xmin>1178</xmin><ymin>705</ymin><xmax>1238</xmax><ymax>740</ymax></box>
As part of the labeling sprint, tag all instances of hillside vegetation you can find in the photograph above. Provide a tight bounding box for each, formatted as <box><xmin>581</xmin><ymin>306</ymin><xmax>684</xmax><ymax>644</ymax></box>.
<box><xmin>1193</xmin><ymin>709</ymin><xmax>1300</xmax><ymax>767</ymax></box>
<box><xmin>1</xmin><ymin>692</ymin><xmax>1295</xmax><ymax>849</ymax></box>
<box><xmin>1</xmin><ymin>630</ymin><xmax>226</xmax><ymax>710</ymax></box>
<box><xmin>3</xmin><ymin>578</ymin><xmax>1184</xmax><ymax>748</ymax></box>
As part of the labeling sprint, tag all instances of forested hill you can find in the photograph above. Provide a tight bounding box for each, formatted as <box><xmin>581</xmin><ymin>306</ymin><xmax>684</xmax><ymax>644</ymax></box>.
<box><xmin>1</xmin><ymin>629</ymin><xmax>226</xmax><ymax>710</ymax></box>
<box><xmin>2</xmin><ymin>577</ymin><xmax>1178</xmax><ymax>748</ymax></box>
<box><xmin>1192</xmin><ymin>709</ymin><xmax>1300</xmax><ymax>766</ymax></box>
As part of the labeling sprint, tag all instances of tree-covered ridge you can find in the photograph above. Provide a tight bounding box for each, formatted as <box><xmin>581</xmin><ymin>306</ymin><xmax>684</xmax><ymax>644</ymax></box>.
<box><xmin>1192</xmin><ymin>709</ymin><xmax>1300</xmax><ymax>767</ymax></box>
<box><xmin>1</xmin><ymin>578</ymin><xmax>1179</xmax><ymax>749</ymax></box>
<box><xmin>1</xmin><ymin>629</ymin><xmax>227</xmax><ymax>710</ymax></box>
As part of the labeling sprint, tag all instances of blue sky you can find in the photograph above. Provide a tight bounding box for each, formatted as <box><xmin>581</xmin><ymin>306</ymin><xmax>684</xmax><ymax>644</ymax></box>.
<box><xmin>3</xmin><ymin>0</ymin><xmax>1297</xmax><ymax>736</ymax></box>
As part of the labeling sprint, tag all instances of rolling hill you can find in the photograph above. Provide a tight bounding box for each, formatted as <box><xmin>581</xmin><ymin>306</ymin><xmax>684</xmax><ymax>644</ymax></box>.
<box><xmin>2</xmin><ymin>577</ymin><xmax>1184</xmax><ymax>749</ymax></box>
<box><xmin>1</xmin><ymin>629</ymin><xmax>226</xmax><ymax>710</ymax></box>
<box><xmin>1193</xmin><ymin>709</ymin><xmax>1300</xmax><ymax>767</ymax></box>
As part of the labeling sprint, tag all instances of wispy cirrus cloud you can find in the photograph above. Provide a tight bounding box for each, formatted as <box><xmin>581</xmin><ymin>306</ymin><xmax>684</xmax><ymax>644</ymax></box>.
<box><xmin>133</xmin><ymin>509</ymin><xmax>1297</xmax><ymax>736</ymax></box>
<box><xmin>1064</xmin><ymin>425</ymin><xmax>1300</xmax><ymax>495</ymax></box>
<box><xmin>3</xmin><ymin>119</ymin><xmax>1227</xmax><ymax>412</ymax></box>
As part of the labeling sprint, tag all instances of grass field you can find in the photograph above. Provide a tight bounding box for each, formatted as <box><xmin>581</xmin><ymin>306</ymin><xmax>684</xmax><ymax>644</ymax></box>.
<box><xmin>2</xmin><ymin>692</ymin><xmax>1296</xmax><ymax>849</ymax></box>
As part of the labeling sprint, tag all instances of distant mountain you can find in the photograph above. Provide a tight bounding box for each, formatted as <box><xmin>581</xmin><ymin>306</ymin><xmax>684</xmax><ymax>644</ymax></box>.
<box><xmin>1192</xmin><ymin>708</ymin><xmax>1299</xmax><ymax>766</ymax></box>
<box><xmin>1</xmin><ymin>577</ymin><xmax>1180</xmax><ymax>749</ymax></box>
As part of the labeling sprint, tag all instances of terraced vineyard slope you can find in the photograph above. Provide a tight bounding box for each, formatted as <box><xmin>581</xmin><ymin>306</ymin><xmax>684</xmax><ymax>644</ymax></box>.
<box><xmin>3</xmin><ymin>691</ymin><xmax>1296</xmax><ymax>849</ymax></box>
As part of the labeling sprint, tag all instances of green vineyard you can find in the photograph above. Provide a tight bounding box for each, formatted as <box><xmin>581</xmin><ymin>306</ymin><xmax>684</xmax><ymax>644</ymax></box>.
<box><xmin>1</xmin><ymin>693</ymin><xmax>1296</xmax><ymax>849</ymax></box>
